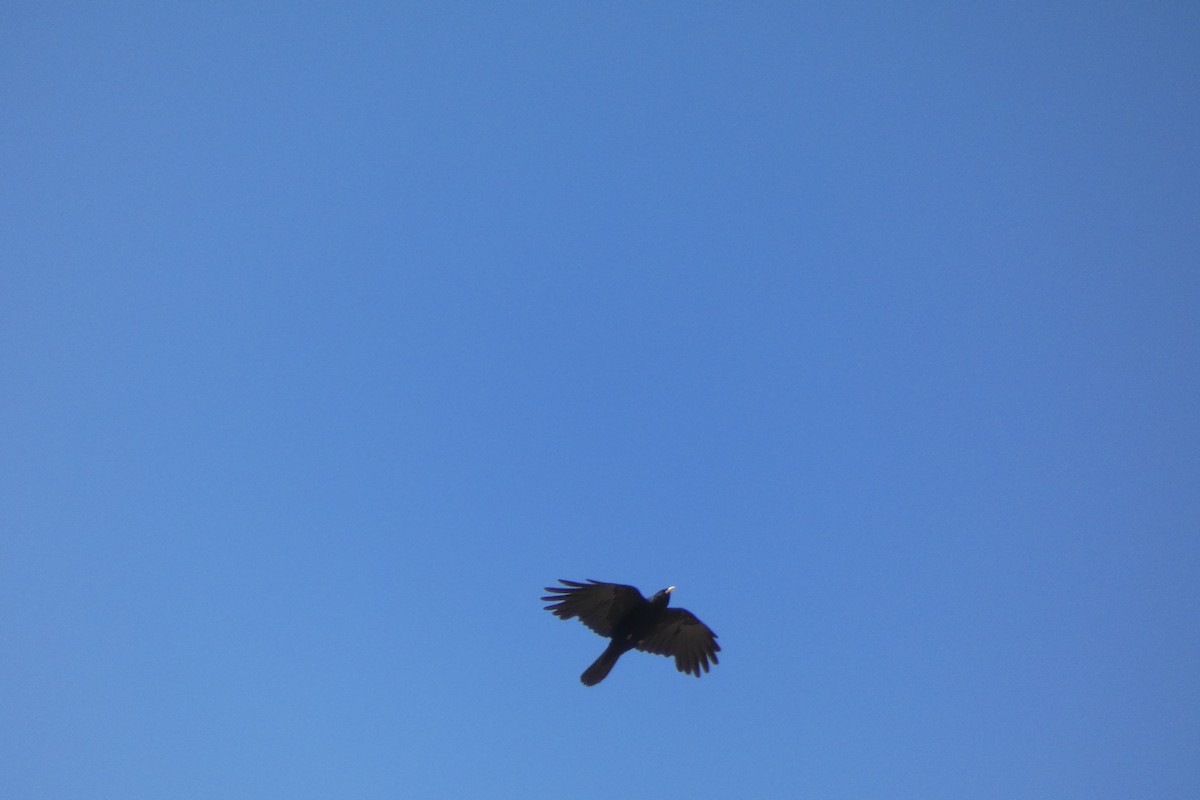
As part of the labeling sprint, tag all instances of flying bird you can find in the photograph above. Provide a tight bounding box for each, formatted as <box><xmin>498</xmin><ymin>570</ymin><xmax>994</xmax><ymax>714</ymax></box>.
<box><xmin>541</xmin><ymin>579</ymin><xmax>720</xmax><ymax>686</ymax></box>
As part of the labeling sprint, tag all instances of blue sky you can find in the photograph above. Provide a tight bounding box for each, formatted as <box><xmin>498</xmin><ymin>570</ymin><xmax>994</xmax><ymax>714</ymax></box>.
<box><xmin>3</xmin><ymin>3</ymin><xmax>1198</xmax><ymax>798</ymax></box>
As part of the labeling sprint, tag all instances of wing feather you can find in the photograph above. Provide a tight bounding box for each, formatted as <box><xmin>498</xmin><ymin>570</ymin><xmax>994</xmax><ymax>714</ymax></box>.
<box><xmin>540</xmin><ymin>579</ymin><xmax>647</xmax><ymax>638</ymax></box>
<box><xmin>634</xmin><ymin>608</ymin><xmax>720</xmax><ymax>677</ymax></box>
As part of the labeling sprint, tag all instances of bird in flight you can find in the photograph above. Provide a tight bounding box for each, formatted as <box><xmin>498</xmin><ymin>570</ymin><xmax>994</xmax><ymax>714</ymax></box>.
<box><xmin>541</xmin><ymin>579</ymin><xmax>720</xmax><ymax>686</ymax></box>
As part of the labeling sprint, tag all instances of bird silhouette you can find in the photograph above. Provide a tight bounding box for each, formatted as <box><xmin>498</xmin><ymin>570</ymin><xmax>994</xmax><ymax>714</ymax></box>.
<box><xmin>541</xmin><ymin>579</ymin><xmax>720</xmax><ymax>685</ymax></box>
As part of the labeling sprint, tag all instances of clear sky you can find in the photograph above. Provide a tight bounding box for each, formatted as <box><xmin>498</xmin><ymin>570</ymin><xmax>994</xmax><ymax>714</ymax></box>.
<box><xmin>3</xmin><ymin>3</ymin><xmax>1197</xmax><ymax>798</ymax></box>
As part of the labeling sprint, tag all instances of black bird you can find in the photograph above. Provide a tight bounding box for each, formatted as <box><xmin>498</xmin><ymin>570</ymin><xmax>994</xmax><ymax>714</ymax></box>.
<box><xmin>541</xmin><ymin>579</ymin><xmax>720</xmax><ymax>686</ymax></box>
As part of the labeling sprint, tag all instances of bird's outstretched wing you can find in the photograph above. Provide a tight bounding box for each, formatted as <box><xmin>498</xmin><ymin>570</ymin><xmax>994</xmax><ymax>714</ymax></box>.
<box><xmin>635</xmin><ymin>608</ymin><xmax>720</xmax><ymax>677</ymax></box>
<box><xmin>541</xmin><ymin>579</ymin><xmax>646</xmax><ymax>637</ymax></box>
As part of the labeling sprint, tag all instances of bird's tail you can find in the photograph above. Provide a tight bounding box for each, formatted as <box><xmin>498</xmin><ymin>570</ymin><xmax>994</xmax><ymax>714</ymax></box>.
<box><xmin>580</xmin><ymin>643</ymin><xmax>623</xmax><ymax>686</ymax></box>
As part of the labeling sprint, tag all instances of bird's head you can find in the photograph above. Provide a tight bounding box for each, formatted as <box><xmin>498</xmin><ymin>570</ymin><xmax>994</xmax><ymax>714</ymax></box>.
<box><xmin>650</xmin><ymin>586</ymin><xmax>675</xmax><ymax>607</ymax></box>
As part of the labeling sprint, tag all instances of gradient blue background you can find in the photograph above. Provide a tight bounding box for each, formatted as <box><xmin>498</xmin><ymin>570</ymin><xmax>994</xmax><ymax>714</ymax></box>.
<box><xmin>3</xmin><ymin>4</ymin><xmax>1197</xmax><ymax>798</ymax></box>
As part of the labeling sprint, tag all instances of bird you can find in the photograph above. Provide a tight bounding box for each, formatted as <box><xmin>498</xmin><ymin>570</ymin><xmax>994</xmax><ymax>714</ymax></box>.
<box><xmin>541</xmin><ymin>579</ymin><xmax>720</xmax><ymax>686</ymax></box>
